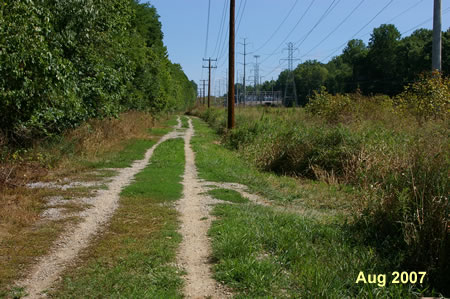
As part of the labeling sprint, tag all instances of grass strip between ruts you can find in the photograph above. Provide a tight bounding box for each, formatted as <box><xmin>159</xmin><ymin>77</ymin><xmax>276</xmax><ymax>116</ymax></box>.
<box><xmin>50</xmin><ymin>137</ymin><xmax>185</xmax><ymax>298</ymax></box>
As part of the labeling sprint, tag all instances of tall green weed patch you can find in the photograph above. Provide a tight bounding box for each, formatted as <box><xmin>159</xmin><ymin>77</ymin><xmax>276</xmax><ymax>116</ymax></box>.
<box><xmin>197</xmin><ymin>103</ymin><xmax>449</xmax><ymax>294</ymax></box>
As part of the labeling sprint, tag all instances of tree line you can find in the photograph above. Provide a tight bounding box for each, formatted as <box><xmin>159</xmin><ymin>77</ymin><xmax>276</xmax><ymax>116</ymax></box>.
<box><xmin>251</xmin><ymin>24</ymin><xmax>449</xmax><ymax>106</ymax></box>
<box><xmin>0</xmin><ymin>0</ymin><xmax>197</xmax><ymax>143</ymax></box>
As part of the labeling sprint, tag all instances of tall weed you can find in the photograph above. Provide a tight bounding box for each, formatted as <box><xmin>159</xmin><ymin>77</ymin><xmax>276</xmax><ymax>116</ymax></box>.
<box><xmin>194</xmin><ymin>97</ymin><xmax>449</xmax><ymax>294</ymax></box>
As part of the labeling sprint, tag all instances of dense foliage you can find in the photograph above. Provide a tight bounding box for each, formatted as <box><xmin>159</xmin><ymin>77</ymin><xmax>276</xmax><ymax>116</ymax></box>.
<box><xmin>0</xmin><ymin>0</ymin><xmax>196</xmax><ymax>143</ymax></box>
<box><xmin>250</xmin><ymin>25</ymin><xmax>449</xmax><ymax>106</ymax></box>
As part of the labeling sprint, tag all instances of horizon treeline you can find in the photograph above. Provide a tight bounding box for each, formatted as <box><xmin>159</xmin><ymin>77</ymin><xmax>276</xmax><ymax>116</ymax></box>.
<box><xmin>248</xmin><ymin>24</ymin><xmax>449</xmax><ymax>106</ymax></box>
<box><xmin>0</xmin><ymin>0</ymin><xmax>197</xmax><ymax>143</ymax></box>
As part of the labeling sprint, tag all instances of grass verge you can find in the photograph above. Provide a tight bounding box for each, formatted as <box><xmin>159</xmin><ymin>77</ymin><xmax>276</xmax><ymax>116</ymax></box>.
<box><xmin>181</xmin><ymin>116</ymin><xmax>189</xmax><ymax>129</ymax></box>
<box><xmin>50</xmin><ymin>137</ymin><xmax>185</xmax><ymax>298</ymax></box>
<box><xmin>0</xmin><ymin>113</ymin><xmax>178</xmax><ymax>294</ymax></box>
<box><xmin>194</xmin><ymin>105</ymin><xmax>449</xmax><ymax>294</ymax></box>
<box><xmin>191</xmin><ymin>117</ymin><xmax>358</xmax><ymax>219</ymax></box>
<box><xmin>208</xmin><ymin>188</ymin><xmax>249</xmax><ymax>204</ymax></box>
<box><xmin>191</xmin><ymin>117</ymin><xmax>433</xmax><ymax>298</ymax></box>
<box><xmin>84</xmin><ymin>139</ymin><xmax>156</xmax><ymax>169</ymax></box>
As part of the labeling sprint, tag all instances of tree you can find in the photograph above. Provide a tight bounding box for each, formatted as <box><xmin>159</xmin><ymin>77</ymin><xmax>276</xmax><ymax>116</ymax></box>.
<box><xmin>325</xmin><ymin>55</ymin><xmax>352</xmax><ymax>94</ymax></box>
<box><xmin>396</xmin><ymin>29</ymin><xmax>432</xmax><ymax>83</ymax></box>
<box><xmin>0</xmin><ymin>0</ymin><xmax>195</xmax><ymax>142</ymax></box>
<box><xmin>366</xmin><ymin>24</ymin><xmax>401</xmax><ymax>94</ymax></box>
<box><xmin>294</xmin><ymin>60</ymin><xmax>328</xmax><ymax>106</ymax></box>
<box><xmin>342</xmin><ymin>39</ymin><xmax>368</xmax><ymax>91</ymax></box>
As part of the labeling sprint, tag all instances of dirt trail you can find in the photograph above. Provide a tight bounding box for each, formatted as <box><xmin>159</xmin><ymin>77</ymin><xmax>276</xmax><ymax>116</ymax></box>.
<box><xmin>17</xmin><ymin>118</ymin><xmax>182</xmax><ymax>298</ymax></box>
<box><xmin>176</xmin><ymin>118</ymin><xmax>230</xmax><ymax>298</ymax></box>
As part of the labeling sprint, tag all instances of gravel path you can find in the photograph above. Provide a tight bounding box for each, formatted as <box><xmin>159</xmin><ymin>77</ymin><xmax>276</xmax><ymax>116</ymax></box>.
<box><xmin>176</xmin><ymin>118</ymin><xmax>230</xmax><ymax>298</ymax></box>
<box><xmin>17</xmin><ymin>118</ymin><xmax>182</xmax><ymax>298</ymax></box>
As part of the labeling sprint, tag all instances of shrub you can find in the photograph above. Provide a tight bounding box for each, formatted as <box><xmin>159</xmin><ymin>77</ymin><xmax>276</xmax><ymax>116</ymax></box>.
<box><xmin>305</xmin><ymin>87</ymin><xmax>352</xmax><ymax>123</ymax></box>
<box><xmin>394</xmin><ymin>72</ymin><xmax>450</xmax><ymax>124</ymax></box>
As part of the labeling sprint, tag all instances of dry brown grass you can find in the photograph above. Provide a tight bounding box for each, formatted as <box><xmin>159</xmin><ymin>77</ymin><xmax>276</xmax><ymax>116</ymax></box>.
<box><xmin>65</xmin><ymin>111</ymin><xmax>155</xmax><ymax>158</ymax></box>
<box><xmin>0</xmin><ymin>111</ymin><xmax>163</xmax><ymax>293</ymax></box>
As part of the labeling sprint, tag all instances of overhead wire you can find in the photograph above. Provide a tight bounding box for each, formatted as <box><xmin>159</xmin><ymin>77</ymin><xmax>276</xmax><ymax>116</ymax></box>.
<box><xmin>252</xmin><ymin>0</ymin><xmax>300</xmax><ymax>54</ymax></box>
<box><xmin>259</xmin><ymin>0</ymin><xmax>316</xmax><ymax>64</ymax></box>
<box><xmin>294</xmin><ymin>0</ymin><xmax>343</xmax><ymax>49</ymax></box>
<box><xmin>385</xmin><ymin>0</ymin><xmax>425</xmax><ymax>24</ymax></box>
<box><xmin>401</xmin><ymin>6</ymin><xmax>450</xmax><ymax>35</ymax></box>
<box><xmin>320</xmin><ymin>0</ymin><xmax>394</xmax><ymax>62</ymax></box>
<box><xmin>301</xmin><ymin>0</ymin><xmax>365</xmax><ymax>58</ymax></box>
<box><xmin>204</xmin><ymin>0</ymin><xmax>212</xmax><ymax>57</ymax></box>
<box><xmin>356</xmin><ymin>0</ymin><xmax>426</xmax><ymax>40</ymax></box>
<box><xmin>236</xmin><ymin>0</ymin><xmax>248</xmax><ymax>36</ymax></box>
<box><xmin>217</xmin><ymin>0</ymin><xmax>248</xmax><ymax>68</ymax></box>
<box><xmin>211</xmin><ymin>0</ymin><xmax>229</xmax><ymax>58</ymax></box>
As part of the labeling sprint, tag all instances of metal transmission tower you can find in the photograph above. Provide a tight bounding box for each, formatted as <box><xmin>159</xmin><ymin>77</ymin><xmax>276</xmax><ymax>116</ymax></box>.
<box><xmin>432</xmin><ymin>0</ymin><xmax>442</xmax><ymax>72</ymax></box>
<box><xmin>253</xmin><ymin>55</ymin><xmax>260</xmax><ymax>89</ymax></box>
<box><xmin>253</xmin><ymin>55</ymin><xmax>261</xmax><ymax>104</ymax></box>
<box><xmin>238</xmin><ymin>38</ymin><xmax>250</xmax><ymax>106</ymax></box>
<box><xmin>281</xmin><ymin>42</ymin><xmax>299</xmax><ymax>107</ymax></box>
<box><xmin>203</xmin><ymin>58</ymin><xmax>217</xmax><ymax>108</ymax></box>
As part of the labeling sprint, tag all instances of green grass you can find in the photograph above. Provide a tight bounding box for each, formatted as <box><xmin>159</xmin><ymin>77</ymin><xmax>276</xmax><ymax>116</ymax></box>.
<box><xmin>164</xmin><ymin>115</ymin><xmax>179</xmax><ymax>127</ymax></box>
<box><xmin>149</xmin><ymin>127</ymin><xmax>171</xmax><ymax>137</ymax></box>
<box><xmin>83</xmin><ymin>115</ymin><xmax>179</xmax><ymax>169</ymax></box>
<box><xmin>50</xmin><ymin>138</ymin><xmax>185</xmax><ymax>298</ymax></box>
<box><xmin>191</xmin><ymin>117</ymin><xmax>356</xmax><ymax>217</ymax></box>
<box><xmin>194</xmin><ymin>106</ymin><xmax>450</xmax><ymax>295</ymax></box>
<box><xmin>210</xmin><ymin>204</ymin><xmax>417</xmax><ymax>298</ymax></box>
<box><xmin>190</xmin><ymin>117</ymin><xmax>428</xmax><ymax>298</ymax></box>
<box><xmin>191</xmin><ymin>117</ymin><xmax>297</xmax><ymax>202</ymax></box>
<box><xmin>85</xmin><ymin>139</ymin><xmax>156</xmax><ymax>169</ymax></box>
<box><xmin>121</xmin><ymin>139</ymin><xmax>184</xmax><ymax>202</ymax></box>
<box><xmin>208</xmin><ymin>188</ymin><xmax>249</xmax><ymax>204</ymax></box>
<box><xmin>181</xmin><ymin>116</ymin><xmax>189</xmax><ymax>128</ymax></box>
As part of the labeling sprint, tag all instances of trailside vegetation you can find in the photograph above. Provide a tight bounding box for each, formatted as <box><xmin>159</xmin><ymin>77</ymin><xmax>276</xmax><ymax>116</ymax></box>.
<box><xmin>0</xmin><ymin>0</ymin><xmax>196</xmax><ymax>143</ymax></box>
<box><xmin>192</xmin><ymin>74</ymin><xmax>449</xmax><ymax>295</ymax></box>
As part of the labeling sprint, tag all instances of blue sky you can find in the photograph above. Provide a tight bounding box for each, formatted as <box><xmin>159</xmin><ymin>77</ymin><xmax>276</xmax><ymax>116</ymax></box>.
<box><xmin>147</xmin><ymin>0</ymin><xmax>449</xmax><ymax>95</ymax></box>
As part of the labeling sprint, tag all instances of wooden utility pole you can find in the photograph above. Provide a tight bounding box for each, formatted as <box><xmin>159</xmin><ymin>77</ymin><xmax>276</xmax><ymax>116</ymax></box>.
<box><xmin>203</xmin><ymin>58</ymin><xmax>217</xmax><ymax>108</ymax></box>
<box><xmin>238</xmin><ymin>38</ymin><xmax>249</xmax><ymax>106</ymax></box>
<box><xmin>200</xmin><ymin>80</ymin><xmax>207</xmax><ymax>106</ymax></box>
<box><xmin>228</xmin><ymin>0</ymin><xmax>235</xmax><ymax>129</ymax></box>
<box><xmin>432</xmin><ymin>0</ymin><xmax>442</xmax><ymax>72</ymax></box>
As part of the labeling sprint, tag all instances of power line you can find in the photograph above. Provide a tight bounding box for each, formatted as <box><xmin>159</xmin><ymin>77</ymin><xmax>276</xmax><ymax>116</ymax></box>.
<box><xmin>357</xmin><ymin>0</ymin><xmax>426</xmax><ymax>39</ymax></box>
<box><xmin>217</xmin><ymin>0</ymin><xmax>247</xmax><ymax>67</ymax></box>
<box><xmin>236</xmin><ymin>0</ymin><xmax>248</xmax><ymax>35</ymax></box>
<box><xmin>294</xmin><ymin>0</ymin><xmax>343</xmax><ymax>49</ymax></box>
<box><xmin>385</xmin><ymin>0</ymin><xmax>425</xmax><ymax>24</ymax></box>
<box><xmin>211</xmin><ymin>0</ymin><xmax>229</xmax><ymax>58</ymax></box>
<box><xmin>401</xmin><ymin>6</ymin><xmax>450</xmax><ymax>35</ymax></box>
<box><xmin>252</xmin><ymin>0</ymin><xmax>300</xmax><ymax>54</ymax></box>
<box><xmin>320</xmin><ymin>0</ymin><xmax>394</xmax><ymax>62</ymax></box>
<box><xmin>262</xmin><ymin>60</ymin><xmax>287</xmax><ymax>78</ymax></box>
<box><xmin>259</xmin><ymin>0</ymin><xmax>316</xmax><ymax>64</ymax></box>
<box><xmin>348</xmin><ymin>0</ymin><xmax>394</xmax><ymax>42</ymax></box>
<box><xmin>301</xmin><ymin>0</ymin><xmax>365</xmax><ymax>58</ymax></box>
<box><xmin>204</xmin><ymin>0</ymin><xmax>212</xmax><ymax>57</ymax></box>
